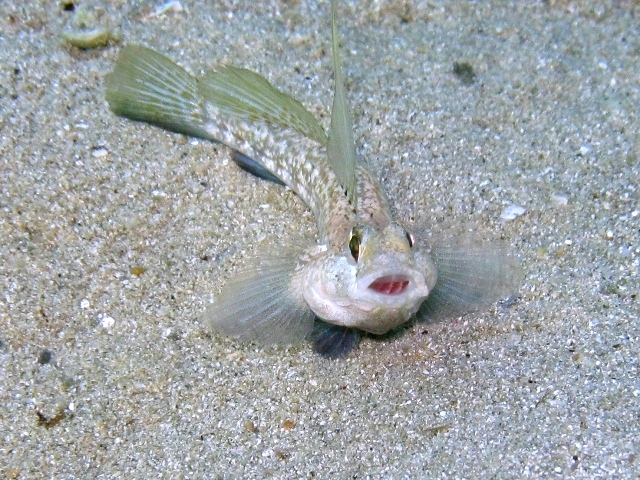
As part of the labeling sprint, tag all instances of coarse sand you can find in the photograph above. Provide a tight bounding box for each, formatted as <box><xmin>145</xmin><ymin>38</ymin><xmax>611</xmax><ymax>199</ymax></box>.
<box><xmin>1</xmin><ymin>0</ymin><xmax>638</xmax><ymax>478</ymax></box>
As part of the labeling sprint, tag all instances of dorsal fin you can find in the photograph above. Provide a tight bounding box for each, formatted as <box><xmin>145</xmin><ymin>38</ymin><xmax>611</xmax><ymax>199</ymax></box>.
<box><xmin>198</xmin><ymin>66</ymin><xmax>327</xmax><ymax>144</ymax></box>
<box><xmin>327</xmin><ymin>0</ymin><xmax>357</xmax><ymax>205</ymax></box>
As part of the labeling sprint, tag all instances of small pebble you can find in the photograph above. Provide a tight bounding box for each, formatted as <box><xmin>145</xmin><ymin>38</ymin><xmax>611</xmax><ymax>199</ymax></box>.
<box><xmin>62</xmin><ymin>28</ymin><xmax>118</xmax><ymax>49</ymax></box>
<box><xmin>38</xmin><ymin>350</ymin><xmax>52</xmax><ymax>365</ymax></box>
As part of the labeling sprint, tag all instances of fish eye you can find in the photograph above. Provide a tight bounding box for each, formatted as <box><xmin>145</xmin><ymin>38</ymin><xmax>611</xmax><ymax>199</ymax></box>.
<box><xmin>349</xmin><ymin>228</ymin><xmax>361</xmax><ymax>261</ymax></box>
<box><xmin>405</xmin><ymin>230</ymin><xmax>414</xmax><ymax>248</ymax></box>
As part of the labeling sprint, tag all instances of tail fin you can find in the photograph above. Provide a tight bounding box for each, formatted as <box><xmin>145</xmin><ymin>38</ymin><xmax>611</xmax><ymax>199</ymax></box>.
<box><xmin>105</xmin><ymin>45</ymin><xmax>210</xmax><ymax>139</ymax></box>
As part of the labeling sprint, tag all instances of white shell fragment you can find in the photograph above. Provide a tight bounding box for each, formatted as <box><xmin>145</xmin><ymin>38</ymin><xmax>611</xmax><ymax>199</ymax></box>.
<box><xmin>578</xmin><ymin>145</ymin><xmax>591</xmax><ymax>156</ymax></box>
<box><xmin>550</xmin><ymin>194</ymin><xmax>569</xmax><ymax>206</ymax></box>
<box><xmin>148</xmin><ymin>1</ymin><xmax>185</xmax><ymax>18</ymax></box>
<box><xmin>500</xmin><ymin>204</ymin><xmax>526</xmax><ymax>220</ymax></box>
<box><xmin>92</xmin><ymin>147</ymin><xmax>108</xmax><ymax>158</ymax></box>
<box><xmin>100</xmin><ymin>315</ymin><xmax>115</xmax><ymax>329</ymax></box>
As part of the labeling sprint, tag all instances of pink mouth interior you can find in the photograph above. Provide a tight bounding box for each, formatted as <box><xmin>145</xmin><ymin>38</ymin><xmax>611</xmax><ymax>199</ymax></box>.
<box><xmin>368</xmin><ymin>275</ymin><xmax>410</xmax><ymax>295</ymax></box>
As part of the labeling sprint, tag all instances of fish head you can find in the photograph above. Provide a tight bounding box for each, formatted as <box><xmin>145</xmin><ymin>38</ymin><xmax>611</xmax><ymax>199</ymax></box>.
<box><xmin>301</xmin><ymin>222</ymin><xmax>437</xmax><ymax>334</ymax></box>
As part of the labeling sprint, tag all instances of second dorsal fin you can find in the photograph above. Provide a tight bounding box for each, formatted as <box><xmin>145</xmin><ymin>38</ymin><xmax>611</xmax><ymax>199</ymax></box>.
<box><xmin>198</xmin><ymin>65</ymin><xmax>327</xmax><ymax>144</ymax></box>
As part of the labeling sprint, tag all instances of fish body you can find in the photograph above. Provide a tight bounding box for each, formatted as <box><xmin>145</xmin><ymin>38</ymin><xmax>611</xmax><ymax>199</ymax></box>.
<box><xmin>105</xmin><ymin>0</ymin><xmax>520</xmax><ymax>357</ymax></box>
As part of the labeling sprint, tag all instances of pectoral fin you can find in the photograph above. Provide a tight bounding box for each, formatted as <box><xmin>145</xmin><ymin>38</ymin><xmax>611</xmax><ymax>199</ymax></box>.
<box><xmin>417</xmin><ymin>239</ymin><xmax>522</xmax><ymax>322</ymax></box>
<box><xmin>205</xmin><ymin>246</ymin><xmax>315</xmax><ymax>345</ymax></box>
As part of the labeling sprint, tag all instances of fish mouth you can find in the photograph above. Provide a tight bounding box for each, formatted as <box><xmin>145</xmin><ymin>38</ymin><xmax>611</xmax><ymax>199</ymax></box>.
<box><xmin>368</xmin><ymin>275</ymin><xmax>410</xmax><ymax>295</ymax></box>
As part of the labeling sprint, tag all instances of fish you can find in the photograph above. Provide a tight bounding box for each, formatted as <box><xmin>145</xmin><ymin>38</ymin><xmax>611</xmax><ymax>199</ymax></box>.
<box><xmin>104</xmin><ymin>0</ymin><xmax>521</xmax><ymax>358</ymax></box>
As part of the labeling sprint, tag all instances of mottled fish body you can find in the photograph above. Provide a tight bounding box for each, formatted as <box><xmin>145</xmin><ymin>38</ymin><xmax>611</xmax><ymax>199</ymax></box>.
<box><xmin>105</xmin><ymin>0</ymin><xmax>520</xmax><ymax>357</ymax></box>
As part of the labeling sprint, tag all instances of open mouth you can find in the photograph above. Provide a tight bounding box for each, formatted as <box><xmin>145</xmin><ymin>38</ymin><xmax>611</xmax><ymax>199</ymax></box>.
<box><xmin>368</xmin><ymin>275</ymin><xmax>410</xmax><ymax>295</ymax></box>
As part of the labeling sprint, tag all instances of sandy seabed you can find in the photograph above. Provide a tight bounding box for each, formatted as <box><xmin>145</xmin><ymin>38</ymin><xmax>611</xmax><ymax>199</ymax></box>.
<box><xmin>1</xmin><ymin>0</ymin><xmax>639</xmax><ymax>478</ymax></box>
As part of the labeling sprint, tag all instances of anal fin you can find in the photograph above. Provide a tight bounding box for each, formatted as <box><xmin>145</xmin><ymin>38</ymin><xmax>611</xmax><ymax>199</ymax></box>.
<box><xmin>232</xmin><ymin>151</ymin><xmax>285</xmax><ymax>185</ymax></box>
